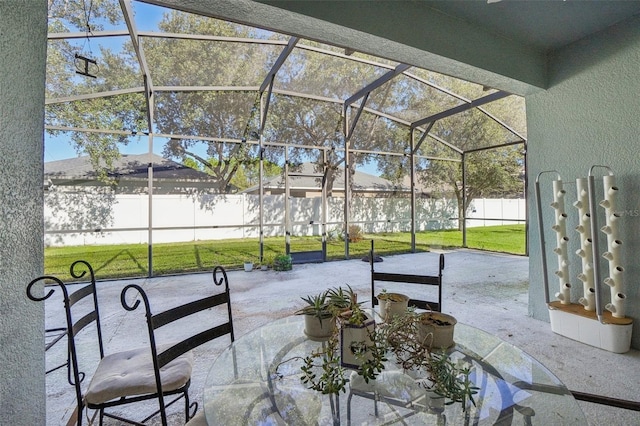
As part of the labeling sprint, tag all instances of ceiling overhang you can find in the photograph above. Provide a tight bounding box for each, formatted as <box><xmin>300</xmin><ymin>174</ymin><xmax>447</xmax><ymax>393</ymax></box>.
<box><xmin>142</xmin><ymin>0</ymin><xmax>547</xmax><ymax>95</ymax></box>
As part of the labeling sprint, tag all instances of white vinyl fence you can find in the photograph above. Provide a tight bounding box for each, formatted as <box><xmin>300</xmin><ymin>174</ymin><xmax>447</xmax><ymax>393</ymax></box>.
<box><xmin>44</xmin><ymin>191</ymin><xmax>525</xmax><ymax>247</ymax></box>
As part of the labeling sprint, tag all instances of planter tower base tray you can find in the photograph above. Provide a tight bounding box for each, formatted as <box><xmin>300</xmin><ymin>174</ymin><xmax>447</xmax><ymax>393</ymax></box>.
<box><xmin>548</xmin><ymin>301</ymin><xmax>633</xmax><ymax>354</ymax></box>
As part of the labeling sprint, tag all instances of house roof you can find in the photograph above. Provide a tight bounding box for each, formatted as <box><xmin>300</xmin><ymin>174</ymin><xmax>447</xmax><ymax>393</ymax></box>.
<box><xmin>243</xmin><ymin>162</ymin><xmax>408</xmax><ymax>193</ymax></box>
<box><xmin>45</xmin><ymin>153</ymin><xmax>213</xmax><ymax>183</ymax></box>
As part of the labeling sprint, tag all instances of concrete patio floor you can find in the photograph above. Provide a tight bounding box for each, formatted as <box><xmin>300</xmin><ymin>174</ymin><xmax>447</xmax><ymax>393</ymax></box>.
<box><xmin>43</xmin><ymin>249</ymin><xmax>639</xmax><ymax>425</ymax></box>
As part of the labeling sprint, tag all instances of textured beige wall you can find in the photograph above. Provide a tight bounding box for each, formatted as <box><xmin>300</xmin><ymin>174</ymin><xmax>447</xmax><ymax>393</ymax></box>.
<box><xmin>0</xmin><ymin>1</ymin><xmax>47</xmax><ymax>423</ymax></box>
<box><xmin>527</xmin><ymin>15</ymin><xmax>640</xmax><ymax>349</ymax></box>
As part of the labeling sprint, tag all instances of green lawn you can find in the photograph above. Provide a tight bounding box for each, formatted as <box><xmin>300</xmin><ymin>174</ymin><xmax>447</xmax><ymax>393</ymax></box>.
<box><xmin>45</xmin><ymin>224</ymin><xmax>525</xmax><ymax>281</ymax></box>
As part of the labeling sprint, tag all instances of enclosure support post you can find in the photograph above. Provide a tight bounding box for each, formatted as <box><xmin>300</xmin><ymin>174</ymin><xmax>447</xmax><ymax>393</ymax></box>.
<box><xmin>144</xmin><ymin>77</ymin><xmax>154</xmax><ymax>278</ymax></box>
<box><xmin>258</xmin><ymin>92</ymin><xmax>267</xmax><ymax>261</ymax></box>
<box><xmin>258</xmin><ymin>76</ymin><xmax>275</xmax><ymax>261</ymax></box>
<box><xmin>343</xmin><ymin>107</ymin><xmax>351</xmax><ymax>259</ymax></box>
<box><xmin>121</xmin><ymin>0</ymin><xmax>155</xmax><ymax>276</ymax></box>
<box><xmin>343</xmin><ymin>93</ymin><xmax>370</xmax><ymax>259</ymax></box>
<box><xmin>322</xmin><ymin>149</ymin><xmax>328</xmax><ymax>261</ymax></box>
<box><xmin>462</xmin><ymin>152</ymin><xmax>467</xmax><ymax>248</ymax></box>
<box><xmin>285</xmin><ymin>149</ymin><xmax>291</xmax><ymax>255</ymax></box>
<box><xmin>410</xmin><ymin>130</ymin><xmax>416</xmax><ymax>252</ymax></box>
<box><xmin>147</xmin><ymin>136</ymin><xmax>154</xmax><ymax>278</ymax></box>
<box><xmin>524</xmin><ymin>143</ymin><xmax>529</xmax><ymax>257</ymax></box>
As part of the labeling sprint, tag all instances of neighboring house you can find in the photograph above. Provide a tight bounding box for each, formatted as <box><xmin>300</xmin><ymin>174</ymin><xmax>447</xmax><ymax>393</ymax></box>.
<box><xmin>243</xmin><ymin>162</ymin><xmax>410</xmax><ymax>198</ymax></box>
<box><xmin>44</xmin><ymin>153</ymin><xmax>220</xmax><ymax>194</ymax></box>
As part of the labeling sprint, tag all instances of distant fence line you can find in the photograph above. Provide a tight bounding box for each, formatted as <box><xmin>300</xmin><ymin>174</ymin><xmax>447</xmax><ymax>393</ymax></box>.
<box><xmin>44</xmin><ymin>192</ymin><xmax>525</xmax><ymax>247</ymax></box>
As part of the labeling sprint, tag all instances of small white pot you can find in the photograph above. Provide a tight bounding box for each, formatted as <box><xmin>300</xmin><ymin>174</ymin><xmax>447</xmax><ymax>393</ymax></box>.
<box><xmin>413</xmin><ymin>378</ymin><xmax>446</xmax><ymax>414</ymax></box>
<box><xmin>303</xmin><ymin>315</ymin><xmax>336</xmax><ymax>342</ymax></box>
<box><xmin>243</xmin><ymin>262</ymin><xmax>253</xmax><ymax>272</ymax></box>
<box><xmin>339</xmin><ymin>312</ymin><xmax>375</xmax><ymax>368</ymax></box>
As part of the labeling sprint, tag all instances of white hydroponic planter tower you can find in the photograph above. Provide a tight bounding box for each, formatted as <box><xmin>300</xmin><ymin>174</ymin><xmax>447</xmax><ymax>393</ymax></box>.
<box><xmin>535</xmin><ymin>166</ymin><xmax>633</xmax><ymax>353</ymax></box>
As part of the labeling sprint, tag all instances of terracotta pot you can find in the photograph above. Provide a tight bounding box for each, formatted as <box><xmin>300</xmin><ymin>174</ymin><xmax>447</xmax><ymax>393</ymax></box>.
<box><xmin>378</xmin><ymin>293</ymin><xmax>409</xmax><ymax>322</ymax></box>
<box><xmin>303</xmin><ymin>315</ymin><xmax>336</xmax><ymax>342</ymax></box>
<box><xmin>416</xmin><ymin>312</ymin><xmax>457</xmax><ymax>349</ymax></box>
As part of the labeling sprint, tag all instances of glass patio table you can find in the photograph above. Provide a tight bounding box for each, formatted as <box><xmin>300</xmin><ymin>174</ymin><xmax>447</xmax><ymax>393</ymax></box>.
<box><xmin>203</xmin><ymin>313</ymin><xmax>585</xmax><ymax>425</ymax></box>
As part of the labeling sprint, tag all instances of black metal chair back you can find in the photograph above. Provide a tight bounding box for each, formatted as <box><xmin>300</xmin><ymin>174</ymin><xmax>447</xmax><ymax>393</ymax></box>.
<box><xmin>28</xmin><ymin>263</ymin><xmax>235</xmax><ymax>425</ymax></box>
<box><xmin>120</xmin><ymin>265</ymin><xmax>235</xmax><ymax>424</ymax></box>
<box><xmin>370</xmin><ymin>240</ymin><xmax>445</xmax><ymax>312</ymax></box>
<box><xmin>27</xmin><ymin>260</ymin><xmax>104</xmax><ymax>425</ymax></box>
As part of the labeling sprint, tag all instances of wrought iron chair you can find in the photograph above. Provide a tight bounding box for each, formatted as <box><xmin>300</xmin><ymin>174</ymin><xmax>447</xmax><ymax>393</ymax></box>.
<box><xmin>44</xmin><ymin>327</ymin><xmax>68</xmax><ymax>375</ymax></box>
<box><xmin>27</xmin><ymin>261</ymin><xmax>234</xmax><ymax>426</ymax></box>
<box><xmin>347</xmin><ymin>242</ymin><xmax>446</xmax><ymax>423</ymax></box>
<box><xmin>370</xmin><ymin>240</ymin><xmax>445</xmax><ymax>312</ymax></box>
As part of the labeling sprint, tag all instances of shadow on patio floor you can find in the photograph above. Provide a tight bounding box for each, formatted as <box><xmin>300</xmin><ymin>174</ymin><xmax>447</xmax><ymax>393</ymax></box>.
<box><xmin>44</xmin><ymin>249</ymin><xmax>639</xmax><ymax>425</ymax></box>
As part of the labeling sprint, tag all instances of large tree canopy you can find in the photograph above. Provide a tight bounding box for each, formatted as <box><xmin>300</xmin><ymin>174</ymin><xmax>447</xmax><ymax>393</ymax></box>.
<box><xmin>44</xmin><ymin>2</ymin><xmax>526</xmax><ymax>199</ymax></box>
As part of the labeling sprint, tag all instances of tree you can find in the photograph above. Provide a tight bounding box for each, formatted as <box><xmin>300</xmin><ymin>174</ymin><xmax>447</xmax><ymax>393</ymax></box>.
<box><xmin>180</xmin><ymin>152</ymin><xmax>282</xmax><ymax>191</ymax></box>
<box><xmin>375</xmin><ymin>88</ymin><xmax>526</xmax><ymax>230</ymax></box>
<box><xmin>44</xmin><ymin>3</ymin><xmax>525</xmax><ymax>201</ymax></box>
<box><xmin>144</xmin><ymin>12</ymin><xmax>280</xmax><ymax>192</ymax></box>
<box><xmin>426</xmin><ymin>93</ymin><xmax>525</xmax><ymax>230</ymax></box>
<box><xmin>46</xmin><ymin>1</ymin><xmax>146</xmax><ymax>180</ymax></box>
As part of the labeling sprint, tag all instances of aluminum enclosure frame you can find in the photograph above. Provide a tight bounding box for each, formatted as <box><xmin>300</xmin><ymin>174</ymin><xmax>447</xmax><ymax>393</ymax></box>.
<box><xmin>44</xmin><ymin>0</ymin><xmax>527</xmax><ymax>275</ymax></box>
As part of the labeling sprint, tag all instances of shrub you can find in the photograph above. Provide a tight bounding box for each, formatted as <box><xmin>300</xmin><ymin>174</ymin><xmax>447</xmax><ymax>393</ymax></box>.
<box><xmin>348</xmin><ymin>225</ymin><xmax>363</xmax><ymax>243</ymax></box>
<box><xmin>273</xmin><ymin>254</ymin><xmax>293</xmax><ymax>271</ymax></box>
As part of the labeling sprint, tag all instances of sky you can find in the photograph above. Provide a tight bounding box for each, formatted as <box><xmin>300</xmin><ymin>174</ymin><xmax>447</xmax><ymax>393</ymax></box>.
<box><xmin>45</xmin><ymin>1</ymin><xmax>165</xmax><ymax>163</ymax></box>
<box><xmin>44</xmin><ymin>1</ymin><xmax>384</xmax><ymax>176</ymax></box>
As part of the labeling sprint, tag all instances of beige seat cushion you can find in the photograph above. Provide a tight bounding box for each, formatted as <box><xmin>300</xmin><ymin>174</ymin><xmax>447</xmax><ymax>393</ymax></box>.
<box><xmin>85</xmin><ymin>346</ymin><xmax>193</xmax><ymax>405</ymax></box>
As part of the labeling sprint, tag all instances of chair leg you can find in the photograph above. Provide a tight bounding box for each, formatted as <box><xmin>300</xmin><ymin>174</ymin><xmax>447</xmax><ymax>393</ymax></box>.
<box><xmin>184</xmin><ymin>390</ymin><xmax>195</xmax><ymax>423</ymax></box>
<box><xmin>72</xmin><ymin>405</ymin><xmax>82</xmax><ymax>426</ymax></box>
<box><xmin>373</xmin><ymin>392</ymin><xmax>379</xmax><ymax>417</ymax></box>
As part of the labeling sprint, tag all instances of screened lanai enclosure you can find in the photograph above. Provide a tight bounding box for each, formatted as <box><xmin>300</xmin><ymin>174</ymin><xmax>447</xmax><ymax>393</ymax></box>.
<box><xmin>44</xmin><ymin>0</ymin><xmax>527</xmax><ymax>279</ymax></box>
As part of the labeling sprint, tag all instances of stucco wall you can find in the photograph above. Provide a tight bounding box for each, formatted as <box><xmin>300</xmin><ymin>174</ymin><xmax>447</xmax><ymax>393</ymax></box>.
<box><xmin>527</xmin><ymin>16</ymin><xmax>640</xmax><ymax>349</ymax></box>
<box><xmin>0</xmin><ymin>1</ymin><xmax>47</xmax><ymax>423</ymax></box>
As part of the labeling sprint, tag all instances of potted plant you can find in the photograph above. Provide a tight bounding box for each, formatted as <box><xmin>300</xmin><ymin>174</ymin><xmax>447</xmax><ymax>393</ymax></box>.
<box><xmin>376</xmin><ymin>290</ymin><xmax>410</xmax><ymax>322</ymax></box>
<box><xmin>259</xmin><ymin>254</ymin><xmax>275</xmax><ymax>271</ymax></box>
<box><xmin>287</xmin><ymin>286</ymin><xmax>388</xmax><ymax>395</ymax></box>
<box><xmin>416</xmin><ymin>311</ymin><xmax>457</xmax><ymax>350</ymax></box>
<box><xmin>419</xmin><ymin>349</ymin><xmax>477</xmax><ymax>412</ymax></box>
<box><xmin>243</xmin><ymin>260</ymin><xmax>254</xmax><ymax>272</ymax></box>
<box><xmin>281</xmin><ymin>290</ymin><xmax>476</xmax><ymax>413</ymax></box>
<box><xmin>384</xmin><ymin>309</ymin><xmax>477</xmax><ymax>411</ymax></box>
<box><xmin>330</xmin><ymin>286</ymin><xmax>378</xmax><ymax>369</ymax></box>
<box><xmin>273</xmin><ymin>253</ymin><xmax>292</xmax><ymax>271</ymax></box>
<box><xmin>295</xmin><ymin>291</ymin><xmax>336</xmax><ymax>341</ymax></box>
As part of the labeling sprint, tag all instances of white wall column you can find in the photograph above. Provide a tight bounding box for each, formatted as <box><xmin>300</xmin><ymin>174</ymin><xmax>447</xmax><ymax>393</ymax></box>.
<box><xmin>0</xmin><ymin>1</ymin><xmax>48</xmax><ymax>423</ymax></box>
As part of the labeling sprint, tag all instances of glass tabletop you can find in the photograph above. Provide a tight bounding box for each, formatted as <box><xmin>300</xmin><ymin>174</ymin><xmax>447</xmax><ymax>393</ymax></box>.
<box><xmin>203</xmin><ymin>314</ymin><xmax>585</xmax><ymax>425</ymax></box>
